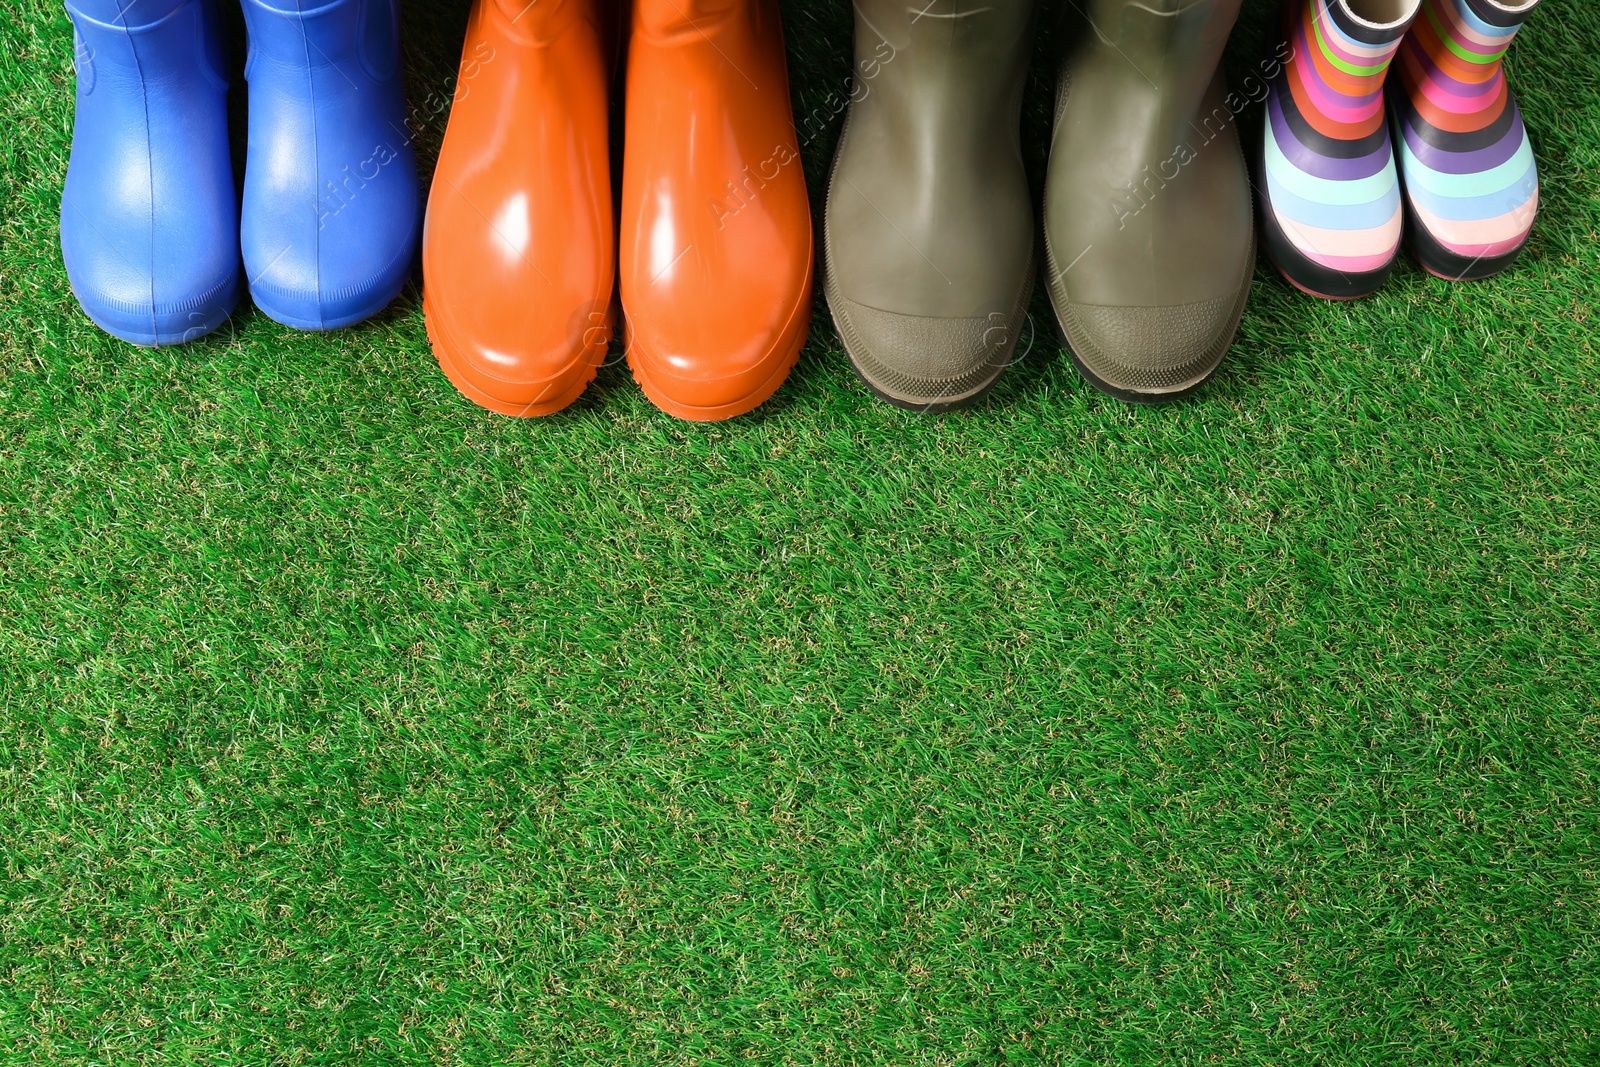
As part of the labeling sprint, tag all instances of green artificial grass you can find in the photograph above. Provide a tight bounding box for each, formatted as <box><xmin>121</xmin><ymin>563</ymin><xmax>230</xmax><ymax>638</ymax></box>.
<box><xmin>2</xmin><ymin>1</ymin><xmax>1598</xmax><ymax>1063</ymax></box>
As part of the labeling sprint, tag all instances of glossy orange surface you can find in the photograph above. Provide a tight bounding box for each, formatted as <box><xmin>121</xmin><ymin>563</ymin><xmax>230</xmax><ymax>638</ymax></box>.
<box><xmin>422</xmin><ymin>0</ymin><xmax>615</xmax><ymax>418</ymax></box>
<box><xmin>620</xmin><ymin>0</ymin><xmax>814</xmax><ymax>421</ymax></box>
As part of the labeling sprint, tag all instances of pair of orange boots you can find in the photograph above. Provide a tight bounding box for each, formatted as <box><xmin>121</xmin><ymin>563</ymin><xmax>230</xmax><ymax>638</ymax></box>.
<box><xmin>423</xmin><ymin>0</ymin><xmax>813</xmax><ymax>421</ymax></box>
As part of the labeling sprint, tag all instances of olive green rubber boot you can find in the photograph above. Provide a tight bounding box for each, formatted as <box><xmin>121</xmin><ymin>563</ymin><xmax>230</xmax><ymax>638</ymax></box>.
<box><xmin>1044</xmin><ymin>0</ymin><xmax>1255</xmax><ymax>404</ymax></box>
<box><xmin>824</xmin><ymin>0</ymin><xmax>1038</xmax><ymax>412</ymax></box>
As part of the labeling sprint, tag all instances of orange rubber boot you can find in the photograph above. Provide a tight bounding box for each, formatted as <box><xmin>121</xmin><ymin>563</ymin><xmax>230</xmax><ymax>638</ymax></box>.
<box><xmin>422</xmin><ymin>0</ymin><xmax>614</xmax><ymax>417</ymax></box>
<box><xmin>620</xmin><ymin>0</ymin><xmax>814</xmax><ymax>421</ymax></box>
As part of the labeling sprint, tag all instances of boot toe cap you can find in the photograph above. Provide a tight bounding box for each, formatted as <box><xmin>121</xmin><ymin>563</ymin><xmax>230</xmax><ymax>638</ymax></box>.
<box><xmin>62</xmin><ymin>234</ymin><xmax>239</xmax><ymax>347</ymax></box>
<box><xmin>624</xmin><ymin>311</ymin><xmax>807</xmax><ymax>420</ymax></box>
<box><xmin>424</xmin><ymin>291</ymin><xmax>608</xmax><ymax>418</ymax></box>
<box><xmin>623</xmin><ymin>266</ymin><xmax>813</xmax><ymax>421</ymax></box>
<box><xmin>62</xmin><ymin>199</ymin><xmax>241</xmax><ymax>347</ymax></box>
<box><xmin>68</xmin><ymin>270</ymin><xmax>241</xmax><ymax>348</ymax></box>
<box><xmin>1060</xmin><ymin>295</ymin><xmax>1243</xmax><ymax>400</ymax></box>
<box><xmin>831</xmin><ymin>293</ymin><xmax>1015</xmax><ymax>409</ymax></box>
<box><xmin>246</xmin><ymin>227</ymin><xmax>416</xmax><ymax>332</ymax></box>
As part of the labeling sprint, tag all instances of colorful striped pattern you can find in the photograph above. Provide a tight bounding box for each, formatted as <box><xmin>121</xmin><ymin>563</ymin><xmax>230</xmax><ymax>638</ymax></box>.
<box><xmin>1261</xmin><ymin>0</ymin><xmax>1420</xmax><ymax>275</ymax></box>
<box><xmin>1390</xmin><ymin>0</ymin><xmax>1539</xmax><ymax>263</ymax></box>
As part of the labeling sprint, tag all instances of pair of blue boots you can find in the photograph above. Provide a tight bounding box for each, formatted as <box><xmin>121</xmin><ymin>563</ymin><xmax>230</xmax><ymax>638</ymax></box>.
<box><xmin>60</xmin><ymin>0</ymin><xmax>419</xmax><ymax>347</ymax></box>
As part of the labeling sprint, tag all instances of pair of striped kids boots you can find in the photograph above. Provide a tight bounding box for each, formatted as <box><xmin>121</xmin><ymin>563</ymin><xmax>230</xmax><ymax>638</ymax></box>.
<box><xmin>1257</xmin><ymin>0</ymin><xmax>1540</xmax><ymax>298</ymax></box>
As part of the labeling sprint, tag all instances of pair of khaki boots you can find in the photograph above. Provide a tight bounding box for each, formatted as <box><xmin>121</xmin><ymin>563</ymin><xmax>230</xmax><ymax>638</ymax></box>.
<box><xmin>826</xmin><ymin>0</ymin><xmax>1255</xmax><ymax>409</ymax></box>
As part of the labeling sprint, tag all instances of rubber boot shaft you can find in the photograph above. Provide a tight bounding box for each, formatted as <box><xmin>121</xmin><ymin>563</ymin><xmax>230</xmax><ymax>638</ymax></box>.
<box><xmin>60</xmin><ymin>0</ymin><xmax>240</xmax><ymax>346</ymax></box>
<box><xmin>620</xmin><ymin>0</ymin><xmax>814</xmax><ymax>421</ymax></box>
<box><xmin>422</xmin><ymin>0</ymin><xmax>615</xmax><ymax>417</ymax></box>
<box><xmin>1254</xmin><ymin>0</ymin><xmax>1420</xmax><ymax>299</ymax></box>
<box><xmin>1046</xmin><ymin>0</ymin><xmax>1255</xmax><ymax>400</ymax></box>
<box><xmin>1389</xmin><ymin>0</ymin><xmax>1540</xmax><ymax>281</ymax></box>
<box><xmin>824</xmin><ymin>0</ymin><xmax>1038</xmax><ymax>411</ymax></box>
<box><xmin>240</xmin><ymin>0</ymin><xmax>420</xmax><ymax>330</ymax></box>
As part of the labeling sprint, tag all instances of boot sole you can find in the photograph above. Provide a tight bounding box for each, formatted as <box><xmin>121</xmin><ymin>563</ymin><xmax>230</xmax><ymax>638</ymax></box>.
<box><xmin>424</xmin><ymin>290</ymin><xmax>604</xmax><ymax>418</ymax></box>
<box><xmin>1052</xmin><ymin>254</ymin><xmax>1253</xmax><ymax>407</ymax></box>
<box><xmin>824</xmin><ymin>256</ymin><xmax>1033</xmax><ymax>415</ymax></box>
<box><xmin>72</xmin><ymin>271</ymin><xmax>240</xmax><ymax>348</ymax></box>
<box><xmin>249</xmin><ymin>250</ymin><xmax>415</xmax><ymax>334</ymax></box>
<box><xmin>1256</xmin><ymin>183</ymin><xmax>1395</xmax><ymax>301</ymax></box>
<box><xmin>1404</xmin><ymin>198</ymin><xmax>1530</xmax><ymax>282</ymax></box>
<box><xmin>623</xmin><ymin>276</ymin><xmax>811</xmax><ymax>423</ymax></box>
<box><xmin>625</xmin><ymin>327</ymin><xmax>803</xmax><ymax>423</ymax></box>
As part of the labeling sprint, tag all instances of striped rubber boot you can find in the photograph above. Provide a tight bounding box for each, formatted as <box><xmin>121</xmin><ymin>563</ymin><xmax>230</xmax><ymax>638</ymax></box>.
<box><xmin>1390</xmin><ymin>0</ymin><xmax>1539</xmax><ymax>281</ymax></box>
<box><xmin>1256</xmin><ymin>0</ymin><xmax>1422</xmax><ymax>299</ymax></box>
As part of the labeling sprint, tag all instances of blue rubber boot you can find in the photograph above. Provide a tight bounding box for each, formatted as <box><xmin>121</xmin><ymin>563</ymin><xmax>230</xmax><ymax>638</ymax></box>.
<box><xmin>239</xmin><ymin>0</ymin><xmax>420</xmax><ymax>331</ymax></box>
<box><xmin>60</xmin><ymin>0</ymin><xmax>240</xmax><ymax>347</ymax></box>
